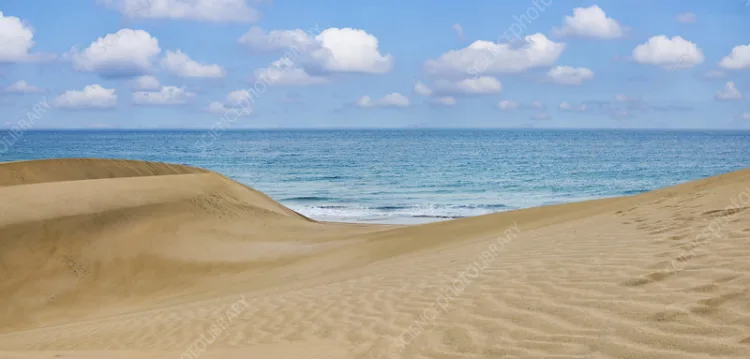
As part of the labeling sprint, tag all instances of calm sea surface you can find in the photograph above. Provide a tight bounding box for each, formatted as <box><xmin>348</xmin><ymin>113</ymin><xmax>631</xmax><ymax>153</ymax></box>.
<box><xmin>3</xmin><ymin>129</ymin><xmax>749</xmax><ymax>224</ymax></box>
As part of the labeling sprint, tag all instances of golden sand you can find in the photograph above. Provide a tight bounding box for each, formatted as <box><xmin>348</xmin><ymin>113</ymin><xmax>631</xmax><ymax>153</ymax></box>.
<box><xmin>1</xmin><ymin>158</ymin><xmax>749</xmax><ymax>358</ymax></box>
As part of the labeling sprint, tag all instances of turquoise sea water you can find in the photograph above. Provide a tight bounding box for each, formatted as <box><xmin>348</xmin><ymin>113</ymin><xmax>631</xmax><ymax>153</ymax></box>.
<box><xmin>2</xmin><ymin>129</ymin><xmax>749</xmax><ymax>224</ymax></box>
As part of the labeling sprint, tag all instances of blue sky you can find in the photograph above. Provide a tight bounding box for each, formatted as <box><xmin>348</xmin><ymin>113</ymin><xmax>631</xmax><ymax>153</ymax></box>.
<box><xmin>1</xmin><ymin>0</ymin><xmax>749</xmax><ymax>129</ymax></box>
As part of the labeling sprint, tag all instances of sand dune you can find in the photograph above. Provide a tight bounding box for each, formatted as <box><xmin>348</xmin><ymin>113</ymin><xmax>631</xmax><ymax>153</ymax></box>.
<box><xmin>1</xmin><ymin>158</ymin><xmax>749</xmax><ymax>358</ymax></box>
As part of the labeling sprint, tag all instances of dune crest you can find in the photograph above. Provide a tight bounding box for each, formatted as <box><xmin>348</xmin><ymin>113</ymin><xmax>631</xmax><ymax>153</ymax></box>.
<box><xmin>1</xmin><ymin>159</ymin><xmax>749</xmax><ymax>358</ymax></box>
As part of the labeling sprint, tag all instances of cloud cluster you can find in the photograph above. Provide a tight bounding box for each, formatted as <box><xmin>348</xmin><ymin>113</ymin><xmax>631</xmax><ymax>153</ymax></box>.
<box><xmin>415</xmin><ymin>33</ymin><xmax>565</xmax><ymax>106</ymax></box>
<box><xmin>240</xmin><ymin>26</ymin><xmax>393</xmax><ymax>86</ymax></box>
<box><xmin>423</xmin><ymin>33</ymin><xmax>565</xmax><ymax>77</ymax></box>
<box><xmin>10</xmin><ymin>2</ymin><xmax>748</xmax><ymax>124</ymax></box>
<box><xmin>68</xmin><ymin>29</ymin><xmax>224</xmax><ymax>79</ymax></box>
<box><xmin>53</xmin><ymin>84</ymin><xmax>117</xmax><ymax>109</ymax></box>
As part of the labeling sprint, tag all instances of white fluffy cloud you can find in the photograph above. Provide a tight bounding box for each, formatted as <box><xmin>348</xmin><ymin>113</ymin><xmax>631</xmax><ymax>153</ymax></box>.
<box><xmin>497</xmin><ymin>100</ymin><xmax>519</xmax><ymax>110</ymax></box>
<box><xmin>433</xmin><ymin>76</ymin><xmax>502</xmax><ymax>95</ymax></box>
<box><xmin>740</xmin><ymin>113</ymin><xmax>750</xmax><ymax>120</ymax></box>
<box><xmin>0</xmin><ymin>11</ymin><xmax>43</xmax><ymax>62</ymax></box>
<box><xmin>239</xmin><ymin>27</ymin><xmax>393</xmax><ymax>74</ymax></box>
<box><xmin>160</xmin><ymin>50</ymin><xmax>225</xmax><ymax>78</ymax></box>
<box><xmin>70</xmin><ymin>29</ymin><xmax>161</xmax><ymax>76</ymax></box>
<box><xmin>531</xmin><ymin>100</ymin><xmax>545</xmax><ymax>109</ymax></box>
<box><xmin>552</xmin><ymin>6</ymin><xmax>626</xmax><ymax>39</ymax></box>
<box><xmin>132</xmin><ymin>86</ymin><xmax>195</xmax><ymax>105</ymax></box>
<box><xmin>129</xmin><ymin>75</ymin><xmax>160</xmax><ymax>90</ymax></box>
<box><xmin>101</xmin><ymin>0</ymin><xmax>260</xmax><ymax>22</ymax></box>
<box><xmin>313</xmin><ymin>28</ymin><xmax>394</xmax><ymax>74</ymax></box>
<box><xmin>424</xmin><ymin>33</ymin><xmax>565</xmax><ymax>77</ymax></box>
<box><xmin>632</xmin><ymin>35</ymin><xmax>704</xmax><ymax>69</ymax></box>
<box><xmin>253</xmin><ymin>59</ymin><xmax>328</xmax><ymax>86</ymax></box>
<box><xmin>5</xmin><ymin>80</ymin><xmax>43</xmax><ymax>94</ymax></box>
<box><xmin>719</xmin><ymin>45</ymin><xmax>750</xmax><ymax>70</ymax></box>
<box><xmin>546</xmin><ymin>66</ymin><xmax>594</xmax><ymax>85</ymax></box>
<box><xmin>676</xmin><ymin>12</ymin><xmax>697</xmax><ymax>24</ymax></box>
<box><xmin>716</xmin><ymin>81</ymin><xmax>743</xmax><ymax>101</ymax></box>
<box><xmin>53</xmin><ymin>84</ymin><xmax>117</xmax><ymax>109</ymax></box>
<box><xmin>414</xmin><ymin>81</ymin><xmax>432</xmax><ymax>96</ymax></box>
<box><xmin>356</xmin><ymin>93</ymin><xmax>410</xmax><ymax>108</ymax></box>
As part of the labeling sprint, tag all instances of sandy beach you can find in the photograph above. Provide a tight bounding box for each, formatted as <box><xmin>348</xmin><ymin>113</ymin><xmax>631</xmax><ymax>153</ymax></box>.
<box><xmin>1</xmin><ymin>158</ymin><xmax>749</xmax><ymax>358</ymax></box>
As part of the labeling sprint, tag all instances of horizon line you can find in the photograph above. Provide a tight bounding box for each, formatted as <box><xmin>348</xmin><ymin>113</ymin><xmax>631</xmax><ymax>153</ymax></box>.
<box><xmin>2</xmin><ymin>127</ymin><xmax>750</xmax><ymax>132</ymax></box>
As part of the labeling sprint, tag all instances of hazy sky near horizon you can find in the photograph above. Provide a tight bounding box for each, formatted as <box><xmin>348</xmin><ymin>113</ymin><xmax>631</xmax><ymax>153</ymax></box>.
<box><xmin>1</xmin><ymin>0</ymin><xmax>749</xmax><ymax>129</ymax></box>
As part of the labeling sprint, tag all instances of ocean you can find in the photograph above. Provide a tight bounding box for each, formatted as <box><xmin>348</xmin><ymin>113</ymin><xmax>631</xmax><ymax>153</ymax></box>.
<box><xmin>3</xmin><ymin>129</ymin><xmax>749</xmax><ymax>224</ymax></box>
